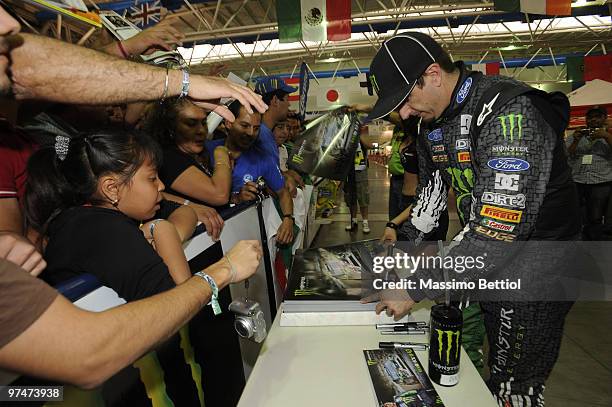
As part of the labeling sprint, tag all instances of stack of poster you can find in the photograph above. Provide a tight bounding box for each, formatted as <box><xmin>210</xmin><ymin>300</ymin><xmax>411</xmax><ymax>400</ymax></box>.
<box><xmin>281</xmin><ymin>239</ymin><xmax>410</xmax><ymax>326</ymax></box>
<box><xmin>363</xmin><ymin>348</ymin><xmax>445</xmax><ymax>407</ymax></box>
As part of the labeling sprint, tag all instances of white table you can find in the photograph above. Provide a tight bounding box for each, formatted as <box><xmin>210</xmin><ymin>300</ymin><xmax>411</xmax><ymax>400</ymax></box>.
<box><xmin>239</xmin><ymin>302</ymin><xmax>497</xmax><ymax>407</ymax></box>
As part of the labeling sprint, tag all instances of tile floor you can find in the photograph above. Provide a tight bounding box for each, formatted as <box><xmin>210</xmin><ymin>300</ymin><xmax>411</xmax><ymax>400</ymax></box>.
<box><xmin>311</xmin><ymin>164</ymin><xmax>612</xmax><ymax>407</ymax></box>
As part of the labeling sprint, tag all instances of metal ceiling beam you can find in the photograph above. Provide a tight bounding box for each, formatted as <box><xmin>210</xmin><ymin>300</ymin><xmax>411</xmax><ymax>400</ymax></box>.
<box><xmin>182</xmin><ymin>4</ymin><xmax>502</xmax><ymax>41</ymax></box>
<box><xmin>186</xmin><ymin>26</ymin><xmax>611</xmax><ymax>69</ymax></box>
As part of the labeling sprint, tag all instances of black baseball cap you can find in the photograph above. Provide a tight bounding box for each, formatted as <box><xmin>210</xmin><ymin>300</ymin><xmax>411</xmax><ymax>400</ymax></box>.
<box><xmin>367</xmin><ymin>33</ymin><xmax>446</xmax><ymax>121</ymax></box>
<box><xmin>586</xmin><ymin>106</ymin><xmax>607</xmax><ymax>118</ymax></box>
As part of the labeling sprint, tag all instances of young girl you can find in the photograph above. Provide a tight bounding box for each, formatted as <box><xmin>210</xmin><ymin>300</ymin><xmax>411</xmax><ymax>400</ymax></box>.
<box><xmin>25</xmin><ymin>128</ymin><xmax>247</xmax><ymax>406</ymax></box>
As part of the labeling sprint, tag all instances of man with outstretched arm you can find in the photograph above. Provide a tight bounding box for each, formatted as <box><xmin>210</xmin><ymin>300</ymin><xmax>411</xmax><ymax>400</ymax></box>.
<box><xmin>0</xmin><ymin>5</ymin><xmax>265</xmax><ymax>387</ymax></box>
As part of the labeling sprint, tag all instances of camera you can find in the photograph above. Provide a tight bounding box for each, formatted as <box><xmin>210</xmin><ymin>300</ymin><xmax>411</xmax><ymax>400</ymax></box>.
<box><xmin>229</xmin><ymin>298</ymin><xmax>267</xmax><ymax>343</ymax></box>
<box><xmin>255</xmin><ymin>176</ymin><xmax>267</xmax><ymax>192</ymax></box>
<box><xmin>579</xmin><ymin>127</ymin><xmax>604</xmax><ymax>138</ymax></box>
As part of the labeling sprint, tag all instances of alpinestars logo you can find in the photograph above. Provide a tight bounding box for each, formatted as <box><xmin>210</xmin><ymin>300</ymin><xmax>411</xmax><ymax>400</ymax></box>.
<box><xmin>477</xmin><ymin>93</ymin><xmax>500</xmax><ymax>126</ymax></box>
<box><xmin>434</xmin><ymin>329</ymin><xmax>461</xmax><ymax>364</ymax></box>
<box><xmin>498</xmin><ymin>114</ymin><xmax>523</xmax><ymax>142</ymax></box>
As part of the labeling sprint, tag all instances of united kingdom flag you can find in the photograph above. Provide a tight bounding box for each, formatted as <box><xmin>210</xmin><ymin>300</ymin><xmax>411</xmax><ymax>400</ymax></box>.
<box><xmin>129</xmin><ymin>0</ymin><xmax>161</xmax><ymax>28</ymax></box>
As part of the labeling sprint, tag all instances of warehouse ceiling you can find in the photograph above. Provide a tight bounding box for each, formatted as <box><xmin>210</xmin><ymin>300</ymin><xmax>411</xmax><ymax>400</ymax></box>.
<box><xmin>7</xmin><ymin>0</ymin><xmax>612</xmax><ymax>78</ymax></box>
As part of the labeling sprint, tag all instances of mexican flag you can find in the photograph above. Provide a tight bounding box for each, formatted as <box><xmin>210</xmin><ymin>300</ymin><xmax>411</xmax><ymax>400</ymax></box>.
<box><xmin>493</xmin><ymin>0</ymin><xmax>571</xmax><ymax>15</ymax></box>
<box><xmin>276</xmin><ymin>0</ymin><xmax>351</xmax><ymax>43</ymax></box>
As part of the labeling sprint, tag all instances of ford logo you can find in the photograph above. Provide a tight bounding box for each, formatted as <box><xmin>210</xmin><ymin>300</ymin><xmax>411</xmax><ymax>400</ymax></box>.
<box><xmin>427</xmin><ymin>128</ymin><xmax>443</xmax><ymax>142</ymax></box>
<box><xmin>456</xmin><ymin>77</ymin><xmax>472</xmax><ymax>104</ymax></box>
<box><xmin>487</xmin><ymin>158</ymin><xmax>530</xmax><ymax>172</ymax></box>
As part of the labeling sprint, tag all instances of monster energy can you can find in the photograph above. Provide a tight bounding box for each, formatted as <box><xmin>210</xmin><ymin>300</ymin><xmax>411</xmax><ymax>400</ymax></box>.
<box><xmin>428</xmin><ymin>303</ymin><xmax>463</xmax><ymax>386</ymax></box>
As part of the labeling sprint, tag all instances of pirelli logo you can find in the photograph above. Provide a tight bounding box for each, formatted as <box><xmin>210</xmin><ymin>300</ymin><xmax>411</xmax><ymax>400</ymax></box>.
<box><xmin>480</xmin><ymin>205</ymin><xmax>522</xmax><ymax>223</ymax></box>
<box><xmin>457</xmin><ymin>152</ymin><xmax>471</xmax><ymax>163</ymax></box>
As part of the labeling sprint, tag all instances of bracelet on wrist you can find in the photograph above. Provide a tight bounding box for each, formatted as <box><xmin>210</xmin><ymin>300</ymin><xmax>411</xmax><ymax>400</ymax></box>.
<box><xmin>116</xmin><ymin>41</ymin><xmax>130</xmax><ymax>59</ymax></box>
<box><xmin>386</xmin><ymin>221</ymin><xmax>398</xmax><ymax>230</ymax></box>
<box><xmin>195</xmin><ymin>271</ymin><xmax>222</xmax><ymax>315</ymax></box>
<box><xmin>179</xmin><ymin>69</ymin><xmax>190</xmax><ymax>99</ymax></box>
<box><xmin>149</xmin><ymin>219</ymin><xmax>165</xmax><ymax>238</ymax></box>
<box><xmin>160</xmin><ymin>68</ymin><xmax>170</xmax><ymax>102</ymax></box>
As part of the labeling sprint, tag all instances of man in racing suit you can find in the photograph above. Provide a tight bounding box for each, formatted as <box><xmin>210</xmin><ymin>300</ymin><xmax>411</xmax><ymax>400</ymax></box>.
<box><xmin>366</xmin><ymin>33</ymin><xmax>580</xmax><ymax>406</ymax></box>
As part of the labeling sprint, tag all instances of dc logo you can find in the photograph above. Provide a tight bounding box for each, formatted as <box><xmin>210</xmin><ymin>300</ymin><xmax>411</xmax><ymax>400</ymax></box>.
<box><xmin>243</xmin><ymin>174</ymin><xmax>253</xmax><ymax>183</ymax></box>
<box><xmin>494</xmin><ymin>173</ymin><xmax>520</xmax><ymax>191</ymax></box>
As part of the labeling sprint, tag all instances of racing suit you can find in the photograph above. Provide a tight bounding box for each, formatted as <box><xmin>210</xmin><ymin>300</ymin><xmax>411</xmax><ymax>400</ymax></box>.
<box><xmin>399</xmin><ymin>62</ymin><xmax>580</xmax><ymax>406</ymax></box>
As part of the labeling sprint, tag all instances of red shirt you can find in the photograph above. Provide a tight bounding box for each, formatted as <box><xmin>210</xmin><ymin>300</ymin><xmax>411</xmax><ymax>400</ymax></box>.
<box><xmin>0</xmin><ymin>122</ymin><xmax>36</xmax><ymax>202</ymax></box>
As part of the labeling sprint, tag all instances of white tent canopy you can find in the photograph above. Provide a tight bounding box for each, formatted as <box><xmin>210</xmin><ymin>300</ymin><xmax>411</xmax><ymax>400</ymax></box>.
<box><xmin>567</xmin><ymin>79</ymin><xmax>612</xmax><ymax>107</ymax></box>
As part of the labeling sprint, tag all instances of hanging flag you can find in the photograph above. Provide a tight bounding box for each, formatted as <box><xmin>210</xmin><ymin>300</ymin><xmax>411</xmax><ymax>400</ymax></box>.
<box><xmin>584</xmin><ymin>55</ymin><xmax>612</xmax><ymax>82</ymax></box>
<box><xmin>493</xmin><ymin>0</ymin><xmax>571</xmax><ymax>15</ymax></box>
<box><xmin>298</xmin><ymin>62</ymin><xmax>310</xmax><ymax>121</ymax></box>
<box><xmin>471</xmin><ymin>62</ymin><xmax>500</xmax><ymax>75</ymax></box>
<box><xmin>566</xmin><ymin>56</ymin><xmax>584</xmax><ymax>82</ymax></box>
<box><xmin>326</xmin><ymin>0</ymin><xmax>351</xmax><ymax>41</ymax></box>
<box><xmin>97</xmin><ymin>0</ymin><xmax>162</xmax><ymax>28</ymax></box>
<box><xmin>276</xmin><ymin>0</ymin><xmax>352</xmax><ymax>43</ymax></box>
<box><xmin>359</xmin><ymin>72</ymin><xmax>373</xmax><ymax>96</ymax></box>
<box><xmin>129</xmin><ymin>0</ymin><xmax>161</xmax><ymax>27</ymax></box>
<box><xmin>286</xmin><ymin>77</ymin><xmax>300</xmax><ymax>102</ymax></box>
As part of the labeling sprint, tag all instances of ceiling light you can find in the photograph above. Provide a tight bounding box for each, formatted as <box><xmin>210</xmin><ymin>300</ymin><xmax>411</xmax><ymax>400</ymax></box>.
<box><xmin>572</xmin><ymin>0</ymin><xmax>606</xmax><ymax>7</ymax></box>
<box><xmin>315</xmin><ymin>57</ymin><xmax>351</xmax><ymax>63</ymax></box>
<box><xmin>492</xmin><ymin>44</ymin><xmax>530</xmax><ymax>51</ymax></box>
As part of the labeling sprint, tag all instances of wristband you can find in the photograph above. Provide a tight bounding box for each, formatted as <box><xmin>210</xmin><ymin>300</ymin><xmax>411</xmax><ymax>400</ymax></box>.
<box><xmin>195</xmin><ymin>271</ymin><xmax>222</xmax><ymax>315</ymax></box>
<box><xmin>116</xmin><ymin>41</ymin><xmax>130</xmax><ymax>59</ymax></box>
<box><xmin>283</xmin><ymin>214</ymin><xmax>295</xmax><ymax>222</ymax></box>
<box><xmin>386</xmin><ymin>221</ymin><xmax>398</xmax><ymax>230</ymax></box>
<box><xmin>179</xmin><ymin>69</ymin><xmax>190</xmax><ymax>98</ymax></box>
<box><xmin>149</xmin><ymin>219</ymin><xmax>164</xmax><ymax>237</ymax></box>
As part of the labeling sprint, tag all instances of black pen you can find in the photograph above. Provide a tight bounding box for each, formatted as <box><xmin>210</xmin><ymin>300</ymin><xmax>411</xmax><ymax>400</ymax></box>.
<box><xmin>376</xmin><ymin>322</ymin><xmax>428</xmax><ymax>329</ymax></box>
<box><xmin>387</xmin><ymin>326</ymin><xmax>428</xmax><ymax>332</ymax></box>
<box><xmin>381</xmin><ymin>329</ymin><xmax>427</xmax><ymax>335</ymax></box>
<box><xmin>379</xmin><ymin>341</ymin><xmax>429</xmax><ymax>351</ymax></box>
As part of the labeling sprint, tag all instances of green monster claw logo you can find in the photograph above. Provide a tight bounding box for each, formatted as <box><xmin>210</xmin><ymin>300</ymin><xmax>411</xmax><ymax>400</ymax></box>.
<box><xmin>435</xmin><ymin>329</ymin><xmax>461</xmax><ymax>364</ymax></box>
<box><xmin>446</xmin><ymin>167</ymin><xmax>474</xmax><ymax>224</ymax></box>
<box><xmin>498</xmin><ymin>114</ymin><xmax>523</xmax><ymax>142</ymax></box>
<box><xmin>370</xmin><ymin>74</ymin><xmax>380</xmax><ymax>94</ymax></box>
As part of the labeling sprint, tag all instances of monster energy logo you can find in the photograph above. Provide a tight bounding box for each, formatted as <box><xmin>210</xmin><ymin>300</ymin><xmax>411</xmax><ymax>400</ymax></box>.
<box><xmin>370</xmin><ymin>74</ymin><xmax>380</xmax><ymax>94</ymax></box>
<box><xmin>498</xmin><ymin>114</ymin><xmax>523</xmax><ymax>142</ymax></box>
<box><xmin>434</xmin><ymin>329</ymin><xmax>461</xmax><ymax>365</ymax></box>
<box><xmin>446</xmin><ymin>167</ymin><xmax>474</xmax><ymax>224</ymax></box>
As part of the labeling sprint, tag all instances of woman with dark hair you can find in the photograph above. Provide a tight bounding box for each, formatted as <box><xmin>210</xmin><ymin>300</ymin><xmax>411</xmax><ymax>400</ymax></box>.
<box><xmin>24</xmin><ymin>128</ymin><xmax>247</xmax><ymax>406</ymax></box>
<box><xmin>145</xmin><ymin>97</ymin><xmax>232</xmax><ymax>240</ymax></box>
